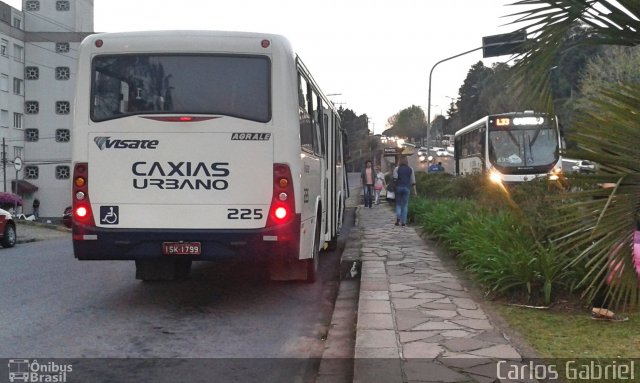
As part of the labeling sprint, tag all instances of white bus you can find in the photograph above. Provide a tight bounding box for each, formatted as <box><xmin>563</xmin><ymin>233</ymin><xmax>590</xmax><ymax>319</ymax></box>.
<box><xmin>71</xmin><ymin>31</ymin><xmax>347</xmax><ymax>282</ymax></box>
<box><xmin>454</xmin><ymin>111</ymin><xmax>563</xmax><ymax>183</ymax></box>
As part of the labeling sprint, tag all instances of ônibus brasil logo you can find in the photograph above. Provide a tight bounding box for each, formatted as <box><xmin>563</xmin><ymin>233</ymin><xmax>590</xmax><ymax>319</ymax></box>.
<box><xmin>94</xmin><ymin>136</ymin><xmax>159</xmax><ymax>150</ymax></box>
<box><xmin>8</xmin><ymin>359</ymin><xmax>72</xmax><ymax>382</ymax></box>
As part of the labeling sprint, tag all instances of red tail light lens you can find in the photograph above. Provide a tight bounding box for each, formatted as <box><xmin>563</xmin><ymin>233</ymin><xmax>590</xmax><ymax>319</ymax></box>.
<box><xmin>274</xmin><ymin>207</ymin><xmax>288</xmax><ymax>220</ymax></box>
<box><xmin>266</xmin><ymin>164</ymin><xmax>295</xmax><ymax>227</ymax></box>
<box><xmin>75</xmin><ymin>206</ymin><xmax>88</xmax><ymax>218</ymax></box>
<box><xmin>72</xmin><ymin>163</ymin><xmax>96</xmax><ymax>227</ymax></box>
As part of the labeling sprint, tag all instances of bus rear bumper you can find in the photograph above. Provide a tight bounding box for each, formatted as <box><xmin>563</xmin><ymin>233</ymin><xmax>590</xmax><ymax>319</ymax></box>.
<box><xmin>72</xmin><ymin>216</ymin><xmax>301</xmax><ymax>262</ymax></box>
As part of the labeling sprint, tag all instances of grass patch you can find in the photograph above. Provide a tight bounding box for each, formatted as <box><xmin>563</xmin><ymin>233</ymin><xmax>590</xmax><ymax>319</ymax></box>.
<box><xmin>491</xmin><ymin>303</ymin><xmax>640</xmax><ymax>358</ymax></box>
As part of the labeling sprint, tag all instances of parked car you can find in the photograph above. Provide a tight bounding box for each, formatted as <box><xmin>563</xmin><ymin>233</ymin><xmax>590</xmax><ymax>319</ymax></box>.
<box><xmin>572</xmin><ymin>160</ymin><xmax>596</xmax><ymax>173</ymax></box>
<box><xmin>63</xmin><ymin>206</ymin><xmax>72</xmax><ymax>228</ymax></box>
<box><xmin>0</xmin><ymin>208</ymin><xmax>16</xmax><ymax>248</ymax></box>
<box><xmin>435</xmin><ymin>148</ymin><xmax>454</xmax><ymax>157</ymax></box>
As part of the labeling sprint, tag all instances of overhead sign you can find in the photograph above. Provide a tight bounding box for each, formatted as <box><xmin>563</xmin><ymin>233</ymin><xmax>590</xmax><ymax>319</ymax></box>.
<box><xmin>383</xmin><ymin>147</ymin><xmax>401</xmax><ymax>156</ymax></box>
<box><xmin>482</xmin><ymin>30</ymin><xmax>527</xmax><ymax>58</ymax></box>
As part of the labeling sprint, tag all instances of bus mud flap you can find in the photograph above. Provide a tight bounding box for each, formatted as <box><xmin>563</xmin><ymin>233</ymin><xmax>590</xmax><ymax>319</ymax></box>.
<box><xmin>268</xmin><ymin>258</ymin><xmax>309</xmax><ymax>281</ymax></box>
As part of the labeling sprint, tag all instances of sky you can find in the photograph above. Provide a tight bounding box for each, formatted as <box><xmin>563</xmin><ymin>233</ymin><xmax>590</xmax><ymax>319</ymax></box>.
<box><xmin>9</xmin><ymin>0</ymin><xmax>523</xmax><ymax>134</ymax></box>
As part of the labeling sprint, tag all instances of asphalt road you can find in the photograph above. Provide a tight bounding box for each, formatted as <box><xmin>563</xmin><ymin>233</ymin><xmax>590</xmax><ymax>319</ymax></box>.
<box><xmin>1</xmin><ymin>214</ymin><xmax>355</xmax><ymax>382</ymax></box>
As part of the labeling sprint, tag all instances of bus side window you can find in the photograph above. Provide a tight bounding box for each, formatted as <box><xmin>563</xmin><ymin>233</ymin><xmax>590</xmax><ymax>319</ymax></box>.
<box><xmin>298</xmin><ymin>74</ymin><xmax>314</xmax><ymax>154</ymax></box>
<box><xmin>298</xmin><ymin>74</ymin><xmax>307</xmax><ymax>110</ymax></box>
<box><xmin>315</xmin><ymin>95</ymin><xmax>326</xmax><ymax>158</ymax></box>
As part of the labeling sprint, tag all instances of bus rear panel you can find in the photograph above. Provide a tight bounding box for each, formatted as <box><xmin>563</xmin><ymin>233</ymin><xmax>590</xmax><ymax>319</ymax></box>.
<box><xmin>71</xmin><ymin>31</ymin><xmax>331</xmax><ymax>281</ymax></box>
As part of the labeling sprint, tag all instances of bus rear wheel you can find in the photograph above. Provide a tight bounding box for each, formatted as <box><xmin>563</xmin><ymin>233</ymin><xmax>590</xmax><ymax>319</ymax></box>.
<box><xmin>305</xmin><ymin>219</ymin><xmax>321</xmax><ymax>283</ymax></box>
<box><xmin>268</xmin><ymin>219</ymin><xmax>321</xmax><ymax>282</ymax></box>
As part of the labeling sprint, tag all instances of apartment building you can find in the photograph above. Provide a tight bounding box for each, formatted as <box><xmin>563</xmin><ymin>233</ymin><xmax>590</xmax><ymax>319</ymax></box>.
<box><xmin>0</xmin><ymin>0</ymin><xmax>94</xmax><ymax>219</ymax></box>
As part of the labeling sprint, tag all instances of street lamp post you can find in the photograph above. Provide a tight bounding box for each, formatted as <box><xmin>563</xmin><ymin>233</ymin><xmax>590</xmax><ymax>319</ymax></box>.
<box><xmin>426</xmin><ymin>32</ymin><xmax>526</xmax><ymax>148</ymax></box>
<box><xmin>426</xmin><ymin>46</ymin><xmax>483</xmax><ymax>148</ymax></box>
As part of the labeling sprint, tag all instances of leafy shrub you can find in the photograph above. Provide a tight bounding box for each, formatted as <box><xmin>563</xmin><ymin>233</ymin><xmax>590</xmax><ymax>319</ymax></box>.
<box><xmin>410</xmin><ymin>195</ymin><xmax>581</xmax><ymax>305</ymax></box>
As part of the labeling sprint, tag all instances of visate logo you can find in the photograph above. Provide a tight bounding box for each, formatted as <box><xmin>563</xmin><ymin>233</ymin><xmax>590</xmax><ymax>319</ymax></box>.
<box><xmin>94</xmin><ymin>137</ymin><xmax>159</xmax><ymax>150</ymax></box>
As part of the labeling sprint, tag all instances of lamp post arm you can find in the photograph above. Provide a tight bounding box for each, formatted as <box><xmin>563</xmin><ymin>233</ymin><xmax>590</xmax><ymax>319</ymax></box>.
<box><xmin>426</xmin><ymin>45</ymin><xmax>483</xmax><ymax>147</ymax></box>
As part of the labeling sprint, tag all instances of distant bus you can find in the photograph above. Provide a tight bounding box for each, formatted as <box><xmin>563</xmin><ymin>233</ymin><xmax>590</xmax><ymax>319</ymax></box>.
<box><xmin>454</xmin><ymin>111</ymin><xmax>563</xmax><ymax>183</ymax></box>
<box><xmin>71</xmin><ymin>31</ymin><xmax>347</xmax><ymax>282</ymax></box>
<box><xmin>442</xmin><ymin>134</ymin><xmax>455</xmax><ymax>146</ymax></box>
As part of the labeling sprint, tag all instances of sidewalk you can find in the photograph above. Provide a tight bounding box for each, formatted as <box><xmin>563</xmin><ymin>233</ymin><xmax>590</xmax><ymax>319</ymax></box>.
<box><xmin>346</xmin><ymin>195</ymin><xmax>536</xmax><ymax>383</ymax></box>
<box><xmin>15</xmin><ymin>220</ymin><xmax>70</xmax><ymax>243</ymax></box>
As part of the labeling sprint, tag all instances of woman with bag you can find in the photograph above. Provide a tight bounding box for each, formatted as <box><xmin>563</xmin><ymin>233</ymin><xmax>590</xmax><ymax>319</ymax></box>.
<box><xmin>373</xmin><ymin>166</ymin><xmax>386</xmax><ymax>205</ymax></box>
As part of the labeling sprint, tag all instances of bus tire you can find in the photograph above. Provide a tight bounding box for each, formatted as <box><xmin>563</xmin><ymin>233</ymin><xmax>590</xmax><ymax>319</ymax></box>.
<box><xmin>326</xmin><ymin>235</ymin><xmax>338</xmax><ymax>251</ymax></box>
<box><xmin>305</xmin><ymin>219</ymin><xmax>321</xmax><ymax>283</ymax></box>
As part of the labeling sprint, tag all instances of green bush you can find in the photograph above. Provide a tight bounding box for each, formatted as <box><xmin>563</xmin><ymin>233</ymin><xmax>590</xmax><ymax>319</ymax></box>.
<box><xmin>409</xmin><ymin>195</ymin><xmax>581</xmax><ymax>305</ymax></box>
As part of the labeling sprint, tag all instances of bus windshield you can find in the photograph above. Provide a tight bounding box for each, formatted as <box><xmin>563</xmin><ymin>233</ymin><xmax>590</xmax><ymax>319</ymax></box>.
<box><xmin>91</xmin><ymin>54</ymin><xmax>271</xmax><ymax>122</ymax></box>
<box><xmin>488</xmin><ymin>119</ymin><xmax>558</xmax><ymax>168</ymax></box>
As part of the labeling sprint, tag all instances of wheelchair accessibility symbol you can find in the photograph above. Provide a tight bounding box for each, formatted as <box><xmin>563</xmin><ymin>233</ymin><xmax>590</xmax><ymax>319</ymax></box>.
<box><xmin>100</xmin><ymin>206</ymin><xmax>119</xmax><ymax>225</ymax></box>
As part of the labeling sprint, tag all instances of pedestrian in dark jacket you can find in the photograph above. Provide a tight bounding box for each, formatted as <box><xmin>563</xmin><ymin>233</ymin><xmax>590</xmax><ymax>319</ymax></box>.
<box><xmin>32</xmin><ymin>198</ymin><xmax>40</xmax><ymax>220</ymax></box>
<box><xmin>393</xmin><ymin>157</ymin><xmax>416</xmax><ymax>227</ymax></box>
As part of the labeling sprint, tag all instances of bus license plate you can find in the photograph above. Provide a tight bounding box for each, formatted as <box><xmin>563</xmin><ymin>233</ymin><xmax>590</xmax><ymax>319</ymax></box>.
<box><xmin>162</xmin><ymin>242</ymin><xmax>201</xmax><ymax>255</ymax></box>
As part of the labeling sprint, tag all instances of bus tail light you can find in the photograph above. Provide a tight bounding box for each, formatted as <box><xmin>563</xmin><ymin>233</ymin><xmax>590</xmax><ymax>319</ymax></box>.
<box><xmin>266</xmin><ymin>164</ymin><xmax>295</xmax><ymax>227</ymax></box>
<box><xmin>72</xmin><ymin>163</ymin><xmax>96</xmax><ymax>230</ymax></box>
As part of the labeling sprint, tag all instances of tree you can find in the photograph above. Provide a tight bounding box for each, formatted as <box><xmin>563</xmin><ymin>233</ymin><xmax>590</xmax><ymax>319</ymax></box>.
<box><xmin>339</xmin><ymin>107</ymin><xmax>373</xmax><ymax>171</ymax></box>
<box><xmin>385</xmin><ymin>105</ymin><xmax>426</xmax><ymax>142</ymax></box>
<box><xmin>456</xmin><ymin>62</ymin><xmax>493</xmax><ymax>126</ymax></box>
<box><xmin>507</xmin><ymin>0</ymin><xmax>640</xmax><ymax>309</ymax></box>
<box><xmin>430</xmin><ymin>115</ymin><xmax>447</xmax><ymax>140</ymax></box>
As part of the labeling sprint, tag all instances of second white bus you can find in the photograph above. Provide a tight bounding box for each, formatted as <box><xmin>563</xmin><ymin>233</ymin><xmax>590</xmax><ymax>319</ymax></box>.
<box><xmin>454</xmin><ymin>111</ymin><xmax>563</xmax><ymax>183</ymax></box>
<box><xmin>71</xmin><ymin>31</ymin><xmax>347</xmax><ymax>282</ymax></box>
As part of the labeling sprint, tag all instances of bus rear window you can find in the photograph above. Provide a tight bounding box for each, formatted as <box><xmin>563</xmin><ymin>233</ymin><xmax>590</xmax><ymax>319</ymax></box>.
<box><xmin>91</xmin><ymin>54</ymin><xmax>271</xmax><ymax>122</ymax></box>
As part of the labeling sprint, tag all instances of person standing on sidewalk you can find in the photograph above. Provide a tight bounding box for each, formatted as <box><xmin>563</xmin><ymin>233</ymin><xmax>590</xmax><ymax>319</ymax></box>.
<box><xmin>32</xmin><ymin>198</ymin><xmax>40</xmax><ymax>220</ymax></box>
<box><xmin>373</xmin><ymin>166</ymin><xmax>386</xmax><ymax>205</ymax></box>
<box><xmin>360</xmin><ymin>160</ymin><xmax>376</xmax><ymax>208</ymax></box>
<box><xmin>393</xmin><ymin>156</ymin><xmax>416</xmax><ymax>227</ymax></box>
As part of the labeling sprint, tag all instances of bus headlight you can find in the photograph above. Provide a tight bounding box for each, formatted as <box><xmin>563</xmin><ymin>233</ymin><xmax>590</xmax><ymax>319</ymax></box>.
<box><xmin>548</xmin><ymin>167</ymin><xmax>562</xmax><ymax>181</ymax></box>
<box><xmin>489</xmin><ymin>171</ymin><xmax>502</xmax><ymax>184</ymax></box>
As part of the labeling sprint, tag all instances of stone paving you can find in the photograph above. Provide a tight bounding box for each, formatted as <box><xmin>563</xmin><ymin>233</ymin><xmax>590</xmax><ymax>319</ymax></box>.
<box><xmin>351</xmin><ymin>200</ymin><xmax>537</xmax><ymax>383</ymax></box>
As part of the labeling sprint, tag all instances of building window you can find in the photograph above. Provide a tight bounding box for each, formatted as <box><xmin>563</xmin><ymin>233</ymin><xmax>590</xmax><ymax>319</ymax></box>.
<box><xmin>0</xmin><ymin>74</ymin><xmax>7</xmax><ymax>92</ymax></box>
<box><xmin>1</xmin><ymin>110</ymin><xmax>8</xmax><ymax>128</ymax></box>
<box><xmin>1</xmin><ymin>40</ymin><xmax>7</xmax><ymax>57</ymax></box>
<box><xmin>14</xmin><ymin>146</ymin><xmax>23</xmax><ymax>160</ymax></box>
<box><xmin>13</xmin><ymin>113</ymin><xmax>23</xmax><ymax>129</ymax></box>
<box><xmin>26</xmin><ymin>1</ymin><xmax>40</xmax><ymax>11</ymax></box>
<box><xmin>55</xmin><ymin>101</ymin><xmax>70</xmax><ymax>114</ymax></box>
<box><xmin>55</xmin><ymin>129</ymin><xmax>70</xmax><ymax>142</ymax></box>
<box><xmin>25</xmin><ymin>101</ymin><xmax>39</xmax><ymax>114</ymax></box>
<box><xmin>55</xmin><ymin>42</ymin><xmax>70</xmax><ymax>53</ymax></box>
<box><xmin>56</xmin><ymin>1</ymin><xmax>70</xmax><ymax>11</ymax></box>
<box><xmin>25</xmin><ymin>67</ymin><xmax>39</xmax><ymax>80</ymax></box>
<box><xmin>25</xmin><ymin>165</ymin><xmax>39</xmax><ymax>180</ymax></box>
<box><xmin>55</xmin><ymin>67</ymin><xmax>70</xmax><ymax>80</ymax></box>
<box><xmin>13</xmin><ymin>18</ymin><xmax>22</xmax><ymax>30</ymax></box>
<box><xmin>13</xmin><ymin>78</ymin><xmax>23</xmax><ymax>95</ymax></box>
<box><xmin>14</xmin><ymin>45</ymin><xmax>24</xmax><ymax>62</ymax></box>
<box><xmin>56</xmin><ymin>166</ymin><xmax>70</xmax><ymax>179</ymax></box>
<box><xmin>25</xmin><ymin>128</ymin><xmax>39</xmax><ymax>142</ymax></box>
